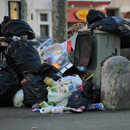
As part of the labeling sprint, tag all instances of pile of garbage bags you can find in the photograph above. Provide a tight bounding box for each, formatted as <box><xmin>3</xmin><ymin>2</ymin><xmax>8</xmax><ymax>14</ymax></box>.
<box><xmin>87</xmin><ymin>9</ymin><xmax>130</xmax><ymax>49</ymax></box>
<box><xmin>0</xmin><ymin>16</ymin><xmax>103</xmax><ymax>114</ymax></box>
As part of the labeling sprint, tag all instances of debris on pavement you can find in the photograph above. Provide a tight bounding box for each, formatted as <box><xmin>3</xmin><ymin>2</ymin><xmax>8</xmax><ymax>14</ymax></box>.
<box><xmin>31</xmin><ymin>101</ymin><xmax>105</xmax><ymax>114</ymax></box>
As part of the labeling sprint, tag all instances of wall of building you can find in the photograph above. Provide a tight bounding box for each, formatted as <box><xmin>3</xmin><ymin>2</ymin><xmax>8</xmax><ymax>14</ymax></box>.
<box><xmin>106</xmin><ymin>0</ymin><xmax>130</xmax><ymax>17</ymax></box>
<box><xmin>26</xmin><ymin>0</ymin><xmax>52</xmax><ymax>36</ymax></box>
<box><xmin>0</xmin><ymin>0</ymin><xmax>8</xmax><ymax>22</ymax></box>
<box><xmin>68</xmin><ymin>4</ymin><xmax>107</xmax><ymax>10</ymax></box>
<box><xmin>68</xmin><ymin>4</ymin><xmax>107</xmax><ymax>27</ymax></box>
<box><xmin>0</xmin><ymin>0</ymin><xmax>52</xmax><ymax>37</ymax></box>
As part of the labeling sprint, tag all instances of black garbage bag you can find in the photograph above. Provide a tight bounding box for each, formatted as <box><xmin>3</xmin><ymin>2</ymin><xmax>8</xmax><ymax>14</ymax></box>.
<box><xmin>0</xmin><ymin>16</ymin><xmax>11</xmax><ymax>37</ymax></box>
<box><xmin>2</xmin><ymin>36</ymin><xmax>13</xmax><ymax>44</ymax></box>
<box><xmin>0</xmin><ymin>60</ymin><xmax>9</xmax><ymax>70</ymax></box>
<box><xmin>87</xmin><ymin>9</ymin><xmax>107</xmax><ymax>24</ymax></box>
<box><xmin>0</xmin><ymin>24</ymin><xmax>3</xmax><ymax>36</ymax></box>
<box><xmin>91</xmin><ymin>16</ymin><xmax>130</xmax><ymax>37</ymax></box>
<box><xmin>39</xmin><ymin>63</ymin><xmax>60</xmax><ymax>80</ymax></box>
<box><xmin>83</xmin><ymin>81</ymin><xmax>101</xmax><ymax>103</ymax></box>
<box><xmin>1</xmin><ymin>19</ymin><xmax>35</xmax><ymax>39</ymax></box>
<box><xmin>121</xmin><ymin>37</ymin><xmax>130</xmax><ymax>48</ymax></box>
<box><xmin>4</xmin><ymin>39</ymin><xmax>41</xmax><ymax>77</ymax></box>
<box><xmin>21</xmin><ymin>73</ymin><xmax>48</xmax><ymax>107</ymax></box>
<box><xmin>21</xmin><ymin>63</ymin><xmax>61</xmax><ymax>107</ymax></box>
<box><xmin>90</xmin><ymin>16</ymin><xmax>130</xmax><ymax>48</ymax></box>
<box><xmin>0</xmin><ymin>67</ymin><xmax>20</xmax><ymax>107</ymax></box>
<box><xmin>67</xmin><ymin>90</ymin><xmax>95</xmax><ymax>108</ymax></box>
<box><xmin>1</xmin><ymin>16</ymin><xmax>11</xmax><ymax>27</ymax></box>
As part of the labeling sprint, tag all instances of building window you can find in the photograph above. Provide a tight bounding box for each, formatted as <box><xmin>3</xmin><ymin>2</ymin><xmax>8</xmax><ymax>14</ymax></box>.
<box><xmin>40</xmin><ymin>14</ymin><xmax>48</xmax><ymax>21</ymax></box>
<box><xmin>38</xmin><ymin>11</ymin><xmax>52</xmax><ymax>37</ymax></box>
<box><xmin>106</xmin><ymin>9</ymin><xmax>119</xmax><ymax>17</ymax></box>
<box><xmin>8</xmin><ymin>1</ymin><xmax>21</xmax><ymax>19</ymax></box>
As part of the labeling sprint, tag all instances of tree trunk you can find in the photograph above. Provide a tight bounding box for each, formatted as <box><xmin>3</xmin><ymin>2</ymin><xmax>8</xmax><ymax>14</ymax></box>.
<box><xmin>52</xmin><ymin>0</ymin><xmax>68</xmax><ymax>43</ymax></box>
<box><xmin>21</xmin><ymin>0</ymin><xmax>28</xmax><ymax>22</ymax></box>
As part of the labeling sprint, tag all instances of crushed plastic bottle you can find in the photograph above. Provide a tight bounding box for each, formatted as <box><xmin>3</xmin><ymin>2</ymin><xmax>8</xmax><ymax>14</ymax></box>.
<box><xmin>44</xmin><ymin>77</ymin><xmax>61</xmax><ymax>87</ymax></box>
<box><xmin>51</xmin><ymin>107</ymin><xmax>64</xmax><ymax>114</ymax></box>
<box><xmin>44</xmin><ymin>77</ymin><xmax>64</xmax><ymax>93</ymax></box>
<box><xmin>40</xmin><ymin>106</ymin><xmax>64</xmax><ymax>114</ymax></box>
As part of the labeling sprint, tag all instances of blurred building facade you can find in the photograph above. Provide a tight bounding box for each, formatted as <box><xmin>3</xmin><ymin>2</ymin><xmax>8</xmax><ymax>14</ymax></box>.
<box><xmin>68</xmin><ymin>0</ymin><xmax>111</xmax><ymax>27</ymax></box>
<box><xmin>0</xmin><ymin>0</ymin><xmax>130</xmax><ymax>37</ymax></box>
<box><xmin>0</xmin><ymin>0</ymin><xmax>52</xmax><ymax>37</ymax></box>
<box><xmin>106</xmin><ymin>0</ymin><xmax>130</xmax><ymax>18</ymax></box>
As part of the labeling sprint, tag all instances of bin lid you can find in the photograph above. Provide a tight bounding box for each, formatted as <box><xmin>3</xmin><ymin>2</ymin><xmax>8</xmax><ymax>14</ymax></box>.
<box><xmin>78</xmin><ymin>29</ymin><xmax>110</xmax><ymax>35</ymax></box>
<box><xmin>74</xmin><ymin>31</ymin><xmax>94</xmax><ymax>66</ymax></box>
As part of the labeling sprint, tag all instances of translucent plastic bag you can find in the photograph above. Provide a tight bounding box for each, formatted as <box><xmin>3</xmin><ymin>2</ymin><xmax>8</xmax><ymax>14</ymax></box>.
<box><xmin>12</xmin><ymin>89</ymin><xmax>25</xmax><ymax>107</ymax></box>
<box><xmin>58</xmin><ymin>75</ymin><xmax>82</xmax><ymax>89</ymax></box>
<box><xmin>47</xmin><ymin>88</ymin><xmax>74</xmax><ymax>106</ymax></box>
<box><xmin>41</xmin><ymin>43</ymin><xmax>62</xmax><ymax>60</ymax></box>
<box><xmin>46</xmin><ymin>75</ymin><xmax>81</xmax><ymax>106</ymax></box>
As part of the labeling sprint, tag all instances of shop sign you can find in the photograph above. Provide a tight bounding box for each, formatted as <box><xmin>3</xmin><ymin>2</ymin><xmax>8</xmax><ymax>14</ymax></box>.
<box><xmin>75</xmin><ymin>10</ymin><xmax>88</xmax><ymax>20</ymax></box>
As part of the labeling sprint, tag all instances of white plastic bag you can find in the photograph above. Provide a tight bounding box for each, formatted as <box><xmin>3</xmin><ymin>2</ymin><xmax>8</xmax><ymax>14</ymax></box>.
<box><xmin>47</xmin><ymin>75</ymin><xmax>82</xmax><ymax>106</ymax></box>
<box><xmin>58</xmin><ymin>75</ymin><xmax>82</xmax><ymax>89</ymax></box>
<box><xmin>47</xmin><ymin>89</ymin><xmax>74</xmax><ymax>106</ymax></box>
<box><xmin>12</xmin><ymin>89</ymin><xmax>25</xmax><ymax>107</ymax></box>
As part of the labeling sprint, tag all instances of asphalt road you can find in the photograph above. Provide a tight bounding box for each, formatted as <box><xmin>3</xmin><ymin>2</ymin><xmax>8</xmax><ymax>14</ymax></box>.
<box><xmin>0</xmin><ymin>107</ymin><xmax>130</xmax><ymax>130</ymax></box>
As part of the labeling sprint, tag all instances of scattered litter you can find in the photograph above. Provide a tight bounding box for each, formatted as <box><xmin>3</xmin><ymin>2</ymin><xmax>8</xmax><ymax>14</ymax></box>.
<box><xmin>31</xmin><ymin>101</ymin><xmax>105</xmax><ymax>114</ymax></box>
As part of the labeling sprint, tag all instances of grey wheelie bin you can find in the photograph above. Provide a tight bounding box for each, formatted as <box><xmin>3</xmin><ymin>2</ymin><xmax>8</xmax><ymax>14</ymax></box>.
<box><xmin>73</xmin><ymin>29</ymin><xmax>121</xmax><ymax>87</ymax></box>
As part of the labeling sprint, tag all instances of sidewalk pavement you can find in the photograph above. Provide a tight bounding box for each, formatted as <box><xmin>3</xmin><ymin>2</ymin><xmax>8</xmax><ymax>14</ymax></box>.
<box><xmin>0</xmin><ymin>107</ymin><xmax>130</xmax><ymax>130</ymax></box>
